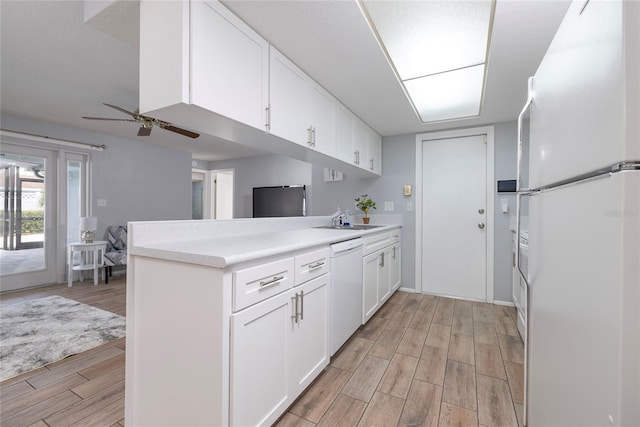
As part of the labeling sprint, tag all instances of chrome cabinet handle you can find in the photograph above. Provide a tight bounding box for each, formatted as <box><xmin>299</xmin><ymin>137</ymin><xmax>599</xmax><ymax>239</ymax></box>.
<box><xmin>478</xmin><ymin>223</ymin><xmax>485</xmax><ymax>229</ymax></box>
<box><xmin>311</xmin><ymin>127</ymin><xmax>316</xmax><ymax>147</ymax></box>
<box><xmin>299</xmin><ymin>290</ymin><xmax>304</xmax><ymax>321</ymax></box>
<box><xmin>379</xmin><ymin>252</ymin><xmax>385</xmax><ymax>267</ymax></box>
<box><xmin>354</xmin><ymin>150</ymin><xmax>358</xmax><ymax>165</ymax></box>
<box><xmin>259</xmin><ymin>275</ymin><xmax>285</xmax><ymax>288</ymax></box>
<box><xmin>392</xmin><ymin>246</ymin><xmax>396</xmax><ymax>259</ymax></box>
<box><xmin>370</xmin><ymin>158</ymin><xmax>374</xmax><ymax>170</ymax></box>
<box><xmin>291</xmin><ymin>295</ymin><xmax>298</xmax><ymax>323</ymax></box>
<box><xmin>308</xmin><ymin>261</ymin><xmax>325</xmax><ymax>270</ymax></box>
<box><xmin>265</xmin><ymin>105</ymin><xmax>271</xmax><ymax>130</ymax></box>
<box><xmin>307</xmin><ymin>126</ymin><xmax>313</xmax><ymax>146</ymax></box>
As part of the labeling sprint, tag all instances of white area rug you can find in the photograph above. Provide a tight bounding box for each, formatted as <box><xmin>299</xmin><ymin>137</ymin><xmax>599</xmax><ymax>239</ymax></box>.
<box><xmin>0</xmin><ymin>295</ymin><xmax>126</xmax><ymax>381</ymax></box>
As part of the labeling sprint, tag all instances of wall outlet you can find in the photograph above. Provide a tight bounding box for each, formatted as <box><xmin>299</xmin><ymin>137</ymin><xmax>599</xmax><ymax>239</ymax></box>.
<box><xmin>384</xmin><ymin>201</ymin><xmax>394</xmax><ymax>211</ymax></box>
<box><xmin>406</xmin><ymin>201</ymin><xmax>413</xmax><ymax>212</ymax></box>
<box><xmin>97</xmin><ymin>199</ymin><xmax>107</xmax><ymax>207</ymax></box>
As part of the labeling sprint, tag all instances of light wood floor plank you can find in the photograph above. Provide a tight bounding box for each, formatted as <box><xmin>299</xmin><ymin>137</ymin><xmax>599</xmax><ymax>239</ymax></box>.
<box><xmin>377</xmin><ymin>353</ymin><xmax>419</xmax><ymax>399</ymax></box>
<box><xmin>425</xmin><ymin>323</ymin><xmax>451</xmax><ymax>349</ymax></box>
<box><xmin>408</xmin><ymin>310</ymin><xmax>432</xmax><ymax>332</ymax></box>
<box><xmin>316</xmin><ymin>394</ymin><xmax>367</xmax><ymax>427</ymax></box>
<box><xmin>452</xmin><ymin>311</ymin><xmax>474</xmax><ymax>337</ymax></box>
<box><xmin>448</xmin><ymin>334</ymin><xmax>475</xmax><ymax>365</ymax></box>
<box><xmin>368</xmin><ymin>328</ymin><xmax>403</xmax><ymax>360</ymax></box>
<box><xmin>497</xmin><ymin>334</ymin><xmax>524</xmax><ymax>364</ymax></box>
<box><xmin>398</xmin><ymin>379</ymin><xmax>441</xmax><ymax>427</ymax></box>
<box><xmin>432</xmin><ymin>298</ymin><xmax>454</xmax><ymax>326</ymax></box>
<box><xmin>77</xmin><ymin>353</ymin><xmax>125</xmax><ymax>380</ymax></box>
<box><xmin>43</xmin><ymin>381</ymin><xmax>124</xmax><ymax>427</ymax></box>
<box><xmin>274</xmin><ymin>412</ymin><xmax>316</xmax><ymax>427</ymax></box>
<box><xmin>341</xmin><ymin>355</ymin><xmax>389</xmax><ymax>402</ymax></box>
<box><xmin>376</xmin><ymin>301</ymin><xmax>401</xmax><ymax>320</ymax></box>
<box><xmin>357</xmin><ymin>316</ymin><xmax>389</xmax><ymax>341</ymax></box>
<box><xmin>453</xmin><ymin>299</ymin><xmax>473</xmax><ymax>317</ymax></box>
<box><xmin>475</xmin><ymin>342</ymin><xmax>507</xmax><ymax>380</ymax></box>
<box><xmin>1</xmin><ymin>374</ymin><xmax>87</xmax><ymax>419</ymax></box>
<box><xmin>473</xmin><ymin>320</ymin><xmax>498</xmax><ymax>346</ymax></box>
<box><xmin>439</xmin><ymin>401</ymin><xmax>478</xmax><ymax>427</ymax></box>
<box><xmin>398</xmin><ymin>293</ymin><xmax>422</xmax><ymax>314</ymax></box>
<box><xmin>71</xmin><ymin>367</ymin><xmax>125</xmax><ymax>399</ymax></box>
<box><xmin>476</xmin><ymin>374</ymin><xmax>518</xmax><ymax>427</ymax></box>
<box><xmin>69</xmin><ymin>398</ymin><xmax>124</xmax><ymax>427</ymax></box>
<box><xmin>289</xmin><ymin>366</ymin><xmax>351</xmax><ymax>423</ymax></box>
<box><xmin>415</xmin><ymin>345</ymin><xmax>448</xmax><ymax>386</ymax></box>
<box><xmin>443</xmin><ymin>360</ymin><xmax>477</xmax><ymax>411</ymax></box>
<box><xmin>396</xmin><ymin>327</ymin><xmax>428</xmax><ymax>358</ymax></box>
<box><xmin>357</xmin><ymin>391</ymin><xmax>404</xmax><ymax>427</ymax></box>
<box><xmin>0</xmin><ymin>390</ymin><xmax>82</xmax><ymax>427</ymax></box>
<box><xmin>331</xmin><ymin>337</ymin><xmax>375</xmax><ymax>372</ymax></box>
<box><xmin>0</xmin><ymin>380</ymin><xmax>35</xmax><ymax>403</ymax></box>
<box><xmin>494</xmin><ymin>313</ymin><xmax>519</xmax><ymax>337</ymax></box>
<box><xmin>504</xmin><ymin>361</ymin><xmax>524</xmax><ymax>405</ymax></box>
<box><xmin>472</xmin><ymin>303</ymin><xmax>495</xmax><ymax>323</ymax></box>
<box><xmin>386</xmin><ymin>311</ymin><xmax>415</xmax><ymax>333</ymax></box>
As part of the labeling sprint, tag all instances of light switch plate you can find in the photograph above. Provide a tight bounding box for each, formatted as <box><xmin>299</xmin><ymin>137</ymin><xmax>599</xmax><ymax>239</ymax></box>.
<box><xmin>406</xmin><ymin>201</ymin><xmax>413</xmax><ymax>211</ymax></box>
<box><xmin>97</xmin><ymin>199</ymin><xmax>107</xmax><ymax>207</ymax></box>
<box><xmin>384</xmin><ymin>201</ymin><xmax>394</xmax><ymax>211</ymax></box>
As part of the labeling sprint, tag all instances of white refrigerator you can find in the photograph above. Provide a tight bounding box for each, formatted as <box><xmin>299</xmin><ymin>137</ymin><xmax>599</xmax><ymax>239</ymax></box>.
<box><xmin>516</xmin><ymin>0</ymin><xmax>640</xmax><ymax>426</ymax></box>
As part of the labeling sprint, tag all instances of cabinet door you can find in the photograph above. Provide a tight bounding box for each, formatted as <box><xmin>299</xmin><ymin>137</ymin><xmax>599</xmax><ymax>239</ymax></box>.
<box><xmin>367</xmin><ymin>128</ymin><xmax>382</xmax><ymax>175</ymax></box>
<box><xmin>378</xmin><ymin>247</ymin><xmax>392</xmax><ymax>304</ymax></box>
<box><xmin>336</xmin><ymin>103</ymin><xmax>354</xmax><ymax>164</ymax></box>
<box><xmin>352</xmin><ymin>118</ymin><xmax>368</xmax><ymax>168</ymax></box>
<box><xmin>191</xmin><ymin>1</ymin><xmax>268</xmax><ymax>130</ymax></box>
<box><xmin>363</xmin><ymin>252</ymin><xmax>380</xmax><ymax>323</ymax></box>
<box><xmin>390</xmin><ymin>243</ymin><xmax>401</xmax><ymax>292</ymax></box>
<box><xmin>309</xmin><ymin>83</ymin><xmax>337</xmax><ymax>157</ymax></box>
<box><xmin>291</xmin><ymin>275</ymin><xmax>330</xmax><ymax>393</ymax></box>
<box><xmin>269</xmin><ymin>46</ymin><xmax>310</xmax><ymax>145</ymax></box>
<box><xmin>230</xmin><ymin>292</ymin><xmax>293</xmax><ymax>427</ymax></box>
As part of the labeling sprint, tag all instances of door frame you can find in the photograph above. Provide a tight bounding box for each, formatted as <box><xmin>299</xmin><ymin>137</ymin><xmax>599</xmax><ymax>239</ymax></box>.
<box><xmin>415</xmin><ymin>126</ymin><xmax>495</xmax><ymax>302</ymax></box>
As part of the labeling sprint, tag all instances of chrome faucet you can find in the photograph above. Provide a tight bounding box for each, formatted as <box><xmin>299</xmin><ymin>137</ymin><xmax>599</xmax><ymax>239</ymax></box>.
<box><xmin>331</xmin><ymin>208</ymin><xmax>347</xmax><ymax>227</ymax></box>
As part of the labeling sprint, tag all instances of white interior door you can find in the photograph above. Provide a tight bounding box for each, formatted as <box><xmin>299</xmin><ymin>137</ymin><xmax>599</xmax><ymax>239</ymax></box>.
<box><xmin>421</xmin><ymin>134</ymin><xmax>487</xmax><ymax>300</ymax></box>
<box><xmin>214</xmin><ymin>170</ymin><xmax>234</xmax><ymax>220</ymax></box>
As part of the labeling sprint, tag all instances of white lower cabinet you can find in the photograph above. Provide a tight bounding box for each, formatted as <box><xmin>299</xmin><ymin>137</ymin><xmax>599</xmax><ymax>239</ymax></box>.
<box><xmin>231</xmin><ymin>274</ymin><xmax>329</xmax><ymax>426</ymax></box>
<box><xmin>390</xmin><ymin>242</ymin><xmax>401</xmax><ymax>292</ymax></box>
<box><xmin>363</xmin><ymin>233</ymin><xmax>402</xmax><ymax>323</ymax></box>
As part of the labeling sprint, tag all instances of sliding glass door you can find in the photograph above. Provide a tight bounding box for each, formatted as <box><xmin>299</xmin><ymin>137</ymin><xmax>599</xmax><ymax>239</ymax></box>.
<box><xmin>0</xmin><ymin>144</ymin><xmax>57</xmax><ymax>290</ymax></box>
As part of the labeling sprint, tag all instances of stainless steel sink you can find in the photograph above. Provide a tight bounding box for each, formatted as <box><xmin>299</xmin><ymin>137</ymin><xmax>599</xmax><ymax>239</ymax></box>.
<box><xmin>314</xmin><ymin>225</ymin><xmax>385</xmax><ymax>230</ymax></box>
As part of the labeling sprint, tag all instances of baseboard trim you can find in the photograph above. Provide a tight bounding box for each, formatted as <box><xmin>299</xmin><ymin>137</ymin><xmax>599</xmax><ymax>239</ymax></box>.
<box><xmin>398</xmin><ymin>286</ymin><xmax>417</xmax><ymax>293</ymax></box>
<box><xmin>493</xmin><ymin>299</ymin><xmax>516</xmax><ymax>307</ymax></box>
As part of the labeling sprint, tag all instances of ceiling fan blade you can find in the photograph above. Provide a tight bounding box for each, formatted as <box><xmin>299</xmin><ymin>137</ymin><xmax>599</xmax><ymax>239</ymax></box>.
<box><xmin>103</xmin><ymin>103</ymin><xmax>137</xmax><ymax>118</ymax></box>
<box><xmin>82</xmin><ymin>116</ymin><xmax>136</xmax><ymax>122</ymax></box>
<box><xmin>137</xmin><ymin>126</ymin><xmax>152</xmax><ymax>137</ymax></box>
<box><xmin>161</xmin><ymin>125</ymin><xmax>200</xmax><ymax>139</ymax></box>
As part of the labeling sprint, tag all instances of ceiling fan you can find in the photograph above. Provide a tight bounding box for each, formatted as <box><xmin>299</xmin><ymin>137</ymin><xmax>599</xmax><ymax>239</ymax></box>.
<box><xmin>82</xmin><ymin>103</ymin><xmax>200</xmax><ymax>139</ymax></box>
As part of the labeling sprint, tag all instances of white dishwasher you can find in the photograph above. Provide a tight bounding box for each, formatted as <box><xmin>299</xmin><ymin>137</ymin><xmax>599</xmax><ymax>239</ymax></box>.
<box><xmin>330</xmin><ymin>238</ymin><xmax>363</xmax><ymax>356</ymax></box>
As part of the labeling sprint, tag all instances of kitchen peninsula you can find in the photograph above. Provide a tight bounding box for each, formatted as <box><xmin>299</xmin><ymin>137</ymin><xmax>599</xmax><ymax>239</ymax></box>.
<box><xmin>125</xmin><ymin>216</ymin><xmax>402</xmax><ymax>426</ymax></box>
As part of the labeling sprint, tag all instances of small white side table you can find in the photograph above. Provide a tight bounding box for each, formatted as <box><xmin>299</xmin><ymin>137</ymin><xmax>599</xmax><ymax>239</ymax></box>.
<box><xmin>68</xmin><ymin>241</ymin><xmax>108</xmax><ymax>287</ymax></box>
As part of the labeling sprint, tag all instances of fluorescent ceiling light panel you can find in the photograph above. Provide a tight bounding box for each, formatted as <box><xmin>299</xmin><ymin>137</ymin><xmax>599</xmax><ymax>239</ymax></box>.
<box><xmin>360</xmin><ymin>0</ymin><xmax>494</xmax><ymax>123</ymax></box>
<box><xmin>404</xmin><ymin>64</ymin><xmax>485</xmax><ymax>122</ymax></box>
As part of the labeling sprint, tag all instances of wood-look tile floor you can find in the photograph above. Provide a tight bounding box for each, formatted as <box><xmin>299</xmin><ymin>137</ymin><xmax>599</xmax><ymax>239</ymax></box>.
<box><xmin>0</xmin><ymin>277</ymin><xmax>127</xmax><ymax>427</ymax></box>
<box><xmin>275</xmin><ymin>292</ymin><xmax>524</xmax><ymax>427</ymax></box>
<box><xmin>1</xmin><ymin>281</ymin><xmax>524</xmax><ymax>427</ymax></box>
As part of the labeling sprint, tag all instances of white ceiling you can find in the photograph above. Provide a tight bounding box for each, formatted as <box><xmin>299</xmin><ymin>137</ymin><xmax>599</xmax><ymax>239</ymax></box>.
<box><xmin>0</xmin><ymin>0</ymin><xmax>570</xmax><ymax>161</ymax></box>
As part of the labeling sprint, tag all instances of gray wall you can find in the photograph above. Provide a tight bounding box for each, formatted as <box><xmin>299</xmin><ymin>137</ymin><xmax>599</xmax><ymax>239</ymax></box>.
<box><xmin>210</xmin><ymin>154</ymin><xmax>313</xmax><ymax>218</ymax></box>
<box><xmin>214</xmin><ymin>121</ymin><xmax>521</xmax><ymax>303</ymax></box>
<box><xmin>1</xmin><ymin>114</ymin><xmax>192</xmax><ymax>240</ymax></box>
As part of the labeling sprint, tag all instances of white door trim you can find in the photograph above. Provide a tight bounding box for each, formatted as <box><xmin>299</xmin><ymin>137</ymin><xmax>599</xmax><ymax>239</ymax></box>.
<box><xmin>415</xmin><ymin>126</ymin><xmax>495</xmax><ymax>302</ymax></box>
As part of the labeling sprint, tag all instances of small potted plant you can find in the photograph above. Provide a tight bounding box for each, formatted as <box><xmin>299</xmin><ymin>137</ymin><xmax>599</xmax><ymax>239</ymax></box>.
<box><xmin>355</xmin><ymin>194</ymin><xmax>376</xmax><ymax>224</ymax></box>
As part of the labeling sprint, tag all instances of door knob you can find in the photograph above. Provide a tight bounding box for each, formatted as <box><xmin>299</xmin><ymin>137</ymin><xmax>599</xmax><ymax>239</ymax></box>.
<box><xmin>478</xmin><ymin>208</ymin><xmax>485</xmax><ymax>214</ymax></box>
<box><xmin>478</xmin><ymin>223</ymin><xmax>485</xmax><ymax>229</ymax></box>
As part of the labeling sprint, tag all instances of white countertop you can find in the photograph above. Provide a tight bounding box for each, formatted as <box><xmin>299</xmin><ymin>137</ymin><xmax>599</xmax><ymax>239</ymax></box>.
<box><xmin>129</xmin><ymin>225</ymin><xmax>401</xmax><ymax>269</ymax></box>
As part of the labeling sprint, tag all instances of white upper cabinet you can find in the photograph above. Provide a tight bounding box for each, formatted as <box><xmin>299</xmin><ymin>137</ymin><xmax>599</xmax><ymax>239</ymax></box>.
<box><xmin>308</xmin><ymin>83</ymin><xmax>337</xmax><ymax>157</ymax></box>
<box><xmin>191</xmin><ymin>1</ymin><xmax>269</xmax><ymax>130</ymax></box>
<box><xmin>336</xmin><ymin>103</ymin><xmax>354</xmax><ymax>163</ymax></box>
<box><xmin>367</xmin><ymin>127</ymin><xmax>382</xmax><ymax>175</ymax></box>
<box><xmin>269</xmin><ymin>46</ymin><xmax>337</xmax><ymax>157</ymax></box>
<box><xmin>352</xmin><ymin>117</ymin><xmax>369</xmax><ymax>169</ymax></box>
<box><xmin>268</xmin><ymin>46</ymin><xmax>311</xmax><ymax>145</ymax></box>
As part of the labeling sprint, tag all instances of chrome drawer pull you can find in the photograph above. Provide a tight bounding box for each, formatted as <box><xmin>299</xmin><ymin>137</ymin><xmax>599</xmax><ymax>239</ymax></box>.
<box><xmin>259</xmin><ymin>275</ymin><xmax>285</xmax><ymax>288</ymax></box>
<box><xmin>308</xmin><ymin>261</ymin><xmax>325</xmax><ymax>270</ymax></box>
<box><xmin>299</xmin><ymin>290</ymin><xmax>304</xmax><ymax>321</ymax></box>
<box><xmin>291</xmin><ymin>295</ymin><xmax>298</xmax><ymax>323</ymax></box>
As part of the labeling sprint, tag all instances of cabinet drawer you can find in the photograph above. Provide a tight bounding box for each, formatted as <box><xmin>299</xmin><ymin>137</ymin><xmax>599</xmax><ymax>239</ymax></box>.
<box><xmin>234</xmin><ymin>257</ymin><xmax>295</xmax><ymax>311</ymax></box>
<box><xmin>363</xmin><ymin>232</ymin><xmax>392</xmax><ymax>256</ymax></box>
<box><xmin>295</xmin><ymin>247</ymin><xmax>330</xmax><ymax>286</ymax></box>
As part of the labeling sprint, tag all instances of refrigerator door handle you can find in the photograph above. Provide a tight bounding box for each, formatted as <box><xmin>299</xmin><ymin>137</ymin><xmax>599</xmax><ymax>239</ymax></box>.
<box><xmin>517</xmin><ymin>76</ymin><xmax>534</xmax><ymax>194</ymax></box>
